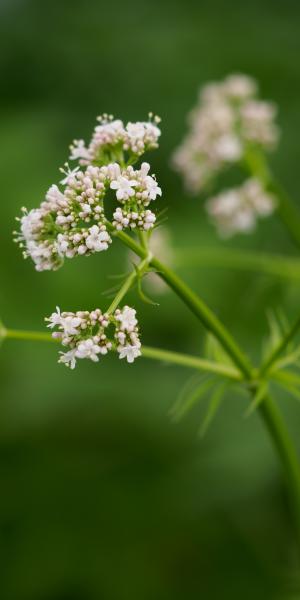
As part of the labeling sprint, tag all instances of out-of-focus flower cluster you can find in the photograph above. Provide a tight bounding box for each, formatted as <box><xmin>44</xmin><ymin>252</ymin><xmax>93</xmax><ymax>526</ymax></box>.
<box><xmin>69</xmin><ymin>113</ymin><xmax>161</xmax><ymax>165</ymax></box>
<box><xmin>15</xmin><ymin>115</ymin><xmax>162</xmax><ymax>271</ymax></box>
<box><xmin>172</xmin><ymin>74</ymin><xmax>279</xmax><ymax>194</ymax></box>
<box><xmin>206</xmin><ymin>178</ymin><xmax>276</xmax><ymax>237</ymax></box>
<box><xmin>46</xmin><ymin>305</ymin><xmax>141</xmax><ymax>369</ymax></box>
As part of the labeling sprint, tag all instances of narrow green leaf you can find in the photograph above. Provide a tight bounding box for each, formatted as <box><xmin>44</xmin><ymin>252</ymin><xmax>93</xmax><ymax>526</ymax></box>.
<box><xmin>169</xmin><ymin>373</ymin><xmax>206</xmax><ymax>418</ymax></box>
<box><xmin>171</xmin><ymin>377</ymin><xmax>216</xmax><ymax>422</ymax></box>
<box><xmin>275</xmin><ymin>378</ymin><xmax>300</xmax><ymax>403</ymax></box>
<box><xmin>198</xmin><ymin>382</ymin><xmax>227</xmax><ymax>438</ymax></box>
<box><xmin>273</xmin><ymin>370</ymin><xmax>300</xmax><ymax>388</ymax></box>
<box><xmin>267</xmin><ymin>310</ymin><xmax>282</xmax><ymax>350</ymax></box>
<box><xmin>244</xmin><ymin>382</ymin><xmax>268</xmax><ymax>417</ymax></box>
<box><xmin>205</xmin><ymin>334</ymin><xmax>234</xmax><ymax>367</ymax></box>
<box><xmin>137</xmin><ymin>276</ymin><xmax>159</xmax><ymax>306</ymax></box>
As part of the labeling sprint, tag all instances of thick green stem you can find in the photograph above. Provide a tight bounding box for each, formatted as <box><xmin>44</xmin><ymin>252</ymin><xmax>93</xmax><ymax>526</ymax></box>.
<box><xmin>258</xmin><ymin>395</ymin><xmax>300</xmax><ymax>550</ymax></box>
<box><xmin>106</xmin><ymin>222</ymin><xmax>300</xmax><ymax>555</ymax></box>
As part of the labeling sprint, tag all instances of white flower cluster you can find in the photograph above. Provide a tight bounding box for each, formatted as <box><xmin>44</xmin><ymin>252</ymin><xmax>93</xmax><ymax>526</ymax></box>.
<box><xmin>15</xmin><ymin>157</ymin><xmax>162</xmax><ymax>269</ymax></box>
<box><xmin>15</xmin><ymin>165</ymin><xmax>113</xmax><ymax>271</ymax></box>
<box><xmin>69</xmin><ymin>113</ymin><xmax>161</xmax><ymax>165</ymax></box>
<box><xmin>111</xmin><ymin>162</ymin><xmax>161</xmax><ymax>231</ymax></box>
<box><xmin>206</xmin><ymin>178</ymin><xmax>276</xmax><ymax>237</ymax></box>
<box><xmin>46</xmin><ymin>305</ymin><xmax>141</xmax><ymax>369</ymax></box>
<box><xmin>172</xmin><ymin>74</ymin><xmax>279</xmax><ymax>193</ymax></box>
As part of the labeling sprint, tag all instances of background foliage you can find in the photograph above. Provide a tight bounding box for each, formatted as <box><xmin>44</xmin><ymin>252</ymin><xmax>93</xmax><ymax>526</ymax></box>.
<box><xmin>1</xmin><ymin>0</ymin><xmax>300</xmax><ymax>598</ymax></box>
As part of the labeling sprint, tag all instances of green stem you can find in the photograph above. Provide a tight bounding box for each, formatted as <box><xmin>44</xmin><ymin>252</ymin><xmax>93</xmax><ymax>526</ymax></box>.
<box><xmin>141</xmin><ymin>345</ymin><xmax>241</xmax><ymax>380</ymax></box>
<box><xmin>106</xmin><ymin>222</ymin><xmax>300</xmax><ymax>555</ymax></box>
<box><xmin>260</xmin><ymin>314</ymin><xmax>300</xmax><ymax>376</ymax></box>
<box><xmin>106</xmin><ymin>255</ymin><xmax>151</xmax><ymax>315</ymax></box>
<box><xmin>269</xmin><ymin>177</ymin><xmax>300</xmax><ymax>250</ymax></box>
<box><xmin>244</xmin><ymin>148</ymin><xmax>300</xmax><ymax>251</ymax></box>
<box><xmin>1</xmin><ymin>327</ymin><xmax>240</xmax><ymax>381</ymax></box>
<box><xmin>259</xmin><ymin>395</ymin><xmax>300</xmax><ymax>550</ymax></box>
<box><xmin>2</xmin><ymin>322</ymin><xmax>300</xmax><ymax>551</ymax></box>
<box><xmin>107</xmin><ymin>224</ymin><xmax>253</xmax><ymax>380</ymax></box>
<box><xmin>3</xmin><ymin>329</ymin><xmax>57</xmax><ymax>343</ymax></box>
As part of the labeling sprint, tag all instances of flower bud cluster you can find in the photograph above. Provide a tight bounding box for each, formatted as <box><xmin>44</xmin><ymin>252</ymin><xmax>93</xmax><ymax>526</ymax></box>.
<box><xmin>111</xmin><ymin>162</ymin><xmax>161</xmax><ymax>231</ymax></box>
<box><xmin>206</xmin><ymin>178</ymin><xmax>276</xmax><ymax>237</ymax></box>
<box><xmin>15</xmin><ymin>158</ymin><xmax>162</xmax><ymax>269</ymax></box>
<box><xmin>172</xmin><ymin>74</ymin><xmax>279</xmax><ymax>194</ymax></box>
<box><xmin>46</xmin><ymin>305</ymin><xmax>141</xmax><ymax>369</ymax></box>
<box><xmin>69</xmin><ymin>113</ymin><xmax>161</xmax><ymax>166</ymax></box>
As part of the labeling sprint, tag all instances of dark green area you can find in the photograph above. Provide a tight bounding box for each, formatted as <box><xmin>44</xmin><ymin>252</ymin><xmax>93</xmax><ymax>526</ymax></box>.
<box><xmin>1</xmin><ymin>0</ymin><xmax>300</xmax><ymax>597</ymax></box>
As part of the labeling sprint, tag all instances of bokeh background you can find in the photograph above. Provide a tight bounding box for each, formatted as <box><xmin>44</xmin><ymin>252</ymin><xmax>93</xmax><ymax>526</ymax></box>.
<box><xmin>1</xmin><ymin>0</ymin><xmax>300</xmax><ymax>598</ymax></box>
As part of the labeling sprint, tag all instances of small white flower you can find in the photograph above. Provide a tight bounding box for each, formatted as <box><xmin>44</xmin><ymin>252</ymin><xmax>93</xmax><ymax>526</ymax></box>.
<box><xmin>118</xmin><ymin>343</ymin><xmax>141</xmax><ymax>363</ymax></box>
<box><xmin>46</xmin><ymin>306</ymin><xmax>62</xmax><ymax>329</ymax></box>
<box><xmin>86</xmin><ymin>225</ymin><xmax>111</xmax><ymax>252</ymax></box>
<box><xmin>60</xmin><ymin>165</ymin><xmax>80</xmax><ymax>185</ymax></box>
<box><xmin>110</xmin><ymin>175</ymin><xmax>137</xmax><ymax>201</ymax></box>
<box><xmin>144</xmin><ymin>175</ymin><xmax>162</xmax><ymax>200</ymax></box>
<box><xmin>75</xmin><ymin>338</ymin><xmax>101</xmax><ymax>362</ymax></box>
<box><xmin>61</xmin><ymin>315</ymin><xmax>82</xmax><ymax>336</ymax></box>
<box><xmin>115</xmin><ymin>306</ymin><xmax>137</xmax><ymax>332</ymax></box>
<box><xmin>69</xmin><ymin>140</ymin><xmax>91</xmax><ymax>161</ymax></box>
<box><xmin>58</xmin><ymin>349</ymin><xmax>77</xmax><ymax>369</ymax></box>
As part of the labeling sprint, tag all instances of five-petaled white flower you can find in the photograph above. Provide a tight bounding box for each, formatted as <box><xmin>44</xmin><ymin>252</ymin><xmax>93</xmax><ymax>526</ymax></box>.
<box><xmin>118</xmin><ymin>343</ymin><xmax>142</xmax><ymax>363</ymax></box>
<box><xmin>75</xmin><ymin>339</ymin><xmax>101</xmax><ymax>362</ymax></box>
<box><xmin>47</xmin><ymin>306</ymin><xmax>63</xmax><ymax>329</ymax></box>
<box><xmin>110</xmin><ymin>176</ymin><xmax>137</xmax><ymax>201</ymax></box>
<box><xmin>115</xmin><ymin>306</ymin><xmax>137</xmax><ymax>332</ymax></box>
<box><xmin>59</xmin><ymin>349</ymin><xmax>77</xmax><ymax>369</ymax></box>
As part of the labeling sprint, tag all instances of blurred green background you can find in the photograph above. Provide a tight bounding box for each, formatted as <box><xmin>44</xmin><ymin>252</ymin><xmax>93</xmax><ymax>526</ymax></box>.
<box><xmin>1</xmin><ymin>0</ymin><xmax>300</xmax><ymax>598</ymax></box>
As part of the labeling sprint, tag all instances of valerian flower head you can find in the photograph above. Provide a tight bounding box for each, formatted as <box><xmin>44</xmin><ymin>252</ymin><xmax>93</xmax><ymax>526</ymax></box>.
<box><xmin>172</xmin><ymin>74</ymin><xmax>279</xmax><ymax>194</ymax></box>
<box><xmin>206</xmin><ymin>178</ymin><xmax>276</xmax><ymax>238</ymax></box>
<box><xmin>45</xmin><ymin>305</ymin><xmax>141</xmax><ymax>369</ymax></box>
<box><xmin>69</xmin><ymin>113</ymin><xmax>161</xmax><ymax>166</ymax></box>
<box><xmin>15</xmin><ymin>114</ymin><xmax>162</xmax><ymax>271</ymax></box>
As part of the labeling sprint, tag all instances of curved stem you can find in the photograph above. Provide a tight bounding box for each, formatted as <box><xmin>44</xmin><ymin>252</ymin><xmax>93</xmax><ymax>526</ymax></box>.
<box><xmin>106</xmin><ymin>255</ymin><xmax>151</xmax><ymax>315</ymax></box>
<box><xmin>107</xmin><ymin>224</ymin><xmax>253</xmax><ymax>380</ymax></box>
<box><xmin>106</xmin><ymin>223</ymin><xmax>300</xmax><ymax>555</ymax></box>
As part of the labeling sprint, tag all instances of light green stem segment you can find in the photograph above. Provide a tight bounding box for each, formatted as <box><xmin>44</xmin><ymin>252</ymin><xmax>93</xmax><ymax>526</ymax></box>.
<box><xmin>141</xmin><ymin>345</ymin><xmax>241</xmax><ymax>380</ymax></box>
<box><xmin>1</xmin><ymin>328</ymin><xmax>240</xmax><ymax>381</ymax></box>
<box><xmin>106</xmin><ymin>255</ymin><xmax>151</xmax><ymax>315</ymax></box>
<box><xmin>3</xmin><ymin>328</ymin><xmax>57</xmax><ymax>343</ymax></box>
